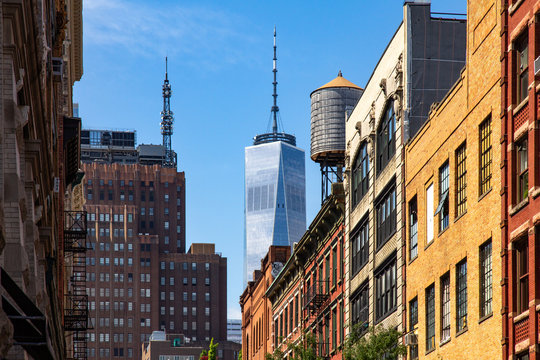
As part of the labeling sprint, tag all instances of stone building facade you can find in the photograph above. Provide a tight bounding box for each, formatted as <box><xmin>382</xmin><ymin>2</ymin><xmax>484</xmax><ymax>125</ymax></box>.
<box><xmin>403</xmin><ymin>0</ymin><xmax>502</xmax><ymax>358</ymax></box>
<box><xmin>501</xmin><ymin>0</ymin><xmax>540</xmax><ymax>359</ymax></box>
<box><xmin>343</xmin><ymin>0</ymin><xmax>466</xmax><ymax>345</ymax></box>
<box><xmin>0</xmin><ymin>0</ymin><xmax>83</xmax><ymax>358</ymax></box>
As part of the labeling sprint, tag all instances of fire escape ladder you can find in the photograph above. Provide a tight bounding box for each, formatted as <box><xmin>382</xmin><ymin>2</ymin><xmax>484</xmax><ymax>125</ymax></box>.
<box><xmin>64</xmin><ymin>211</ymin><xmax>89</xmax><ymax>360</ymax></box>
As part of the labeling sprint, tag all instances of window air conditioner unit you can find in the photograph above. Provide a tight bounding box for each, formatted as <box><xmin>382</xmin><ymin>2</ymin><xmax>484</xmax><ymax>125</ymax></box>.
<box><xmin>535</xmin><ymin>56</ymin><xmax>540</xmax><ymax>76</ymax></box>
<box><xmin>403</xmin><ymin>332</ymin><xmax>417</xmax><ymax>346</ymax></box>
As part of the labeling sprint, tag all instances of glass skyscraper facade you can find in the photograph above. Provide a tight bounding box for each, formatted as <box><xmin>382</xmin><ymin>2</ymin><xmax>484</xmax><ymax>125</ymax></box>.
<box><xmin>244</xmin><ymin>141</ymin><xmax>306</xmax><ymax>283</ymax></box>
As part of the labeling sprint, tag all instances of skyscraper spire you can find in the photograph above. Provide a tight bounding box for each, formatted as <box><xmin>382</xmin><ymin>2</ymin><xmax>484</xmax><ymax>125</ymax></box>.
<box><xmin>161</xmin><ymin>56</ymin><xmax>175</xmax><ymax>168</ymax></box>
<box><xmin>271</xmin><ymin>27</ymin><xmax>279</xmax><ymax>134</ymax></box>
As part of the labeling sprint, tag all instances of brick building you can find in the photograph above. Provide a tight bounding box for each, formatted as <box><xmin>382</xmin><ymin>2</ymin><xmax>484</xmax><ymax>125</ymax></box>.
<box><xmin>141</xmin><ymin>331</ymin><xmax>240</xmax><ymax>360</ymax></box>
<box><xmin>0</xmin><ymin>0</ymin><xmax>84</xmax><ymax>358</ymax></box>
<box><xmin>240</xmin><ymin>246</ymin><xmax>290</xmax><ymax>360</ymax></box>
<box><xmin>82</xmin><ymin>148</ymin><xmax>227</xmax><ymax>359</ymax></box>
<box><xmin>343</xmin><ymin>0</ymin><xmax>466</xmax><ymax>348</ymax></box>
<box><xmin>501</xmin><ymin>0</ymin><xmax>540</xmax><ymax>359</ymax></box>
<box><xmin>266</xmin><ymin>184</ymin><xmax>345</xmax><ymax>360</ymax></box>
<box><xmin>403</xmin><ymin>0</ymin><xmax>502</xmax><ymax>358</ymax></box>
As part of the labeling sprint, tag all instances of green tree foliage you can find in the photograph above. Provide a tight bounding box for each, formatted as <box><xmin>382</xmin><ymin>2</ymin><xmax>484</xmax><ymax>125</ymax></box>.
<box><xmin>208</xmin><ymin>338</ymin><xmax>219</xmax><ymax>360</ymax></box>
<box><xmin>265</xmin><ymin>333</ymin><xmax>322</xmax><ymax>360</ymax></box>
<box><xmin>343</xmin><ymin>324</ymin><xmax>406</xmax><ymax>360</ymax></box>
<box><xmin>238</xmin><ymin>350</ymin><xmax>242</xmax><ymax>360</ymax></box>
<box><xmin>199</xmin><ymin>350</ymin><xmax>208</xmax><ymax>360</ymax></box>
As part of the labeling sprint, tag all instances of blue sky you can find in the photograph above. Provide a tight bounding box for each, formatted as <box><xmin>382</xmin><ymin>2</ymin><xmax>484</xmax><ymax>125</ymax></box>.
<box><xmin>75</xmin><ymin>0</ymin><xmax>467</xmax><ymax>319</ymax></box>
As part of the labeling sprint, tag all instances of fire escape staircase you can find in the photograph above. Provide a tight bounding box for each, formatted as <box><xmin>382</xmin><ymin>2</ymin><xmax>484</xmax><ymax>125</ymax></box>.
<box><xmin>303</xmin><ymin>280</ymin><xmax>331</xmax><ymax>359</ymax></box>
<box><xmin>64</xmin><ymin>211</ymin><xmax>89</xmax><ymax>359</ymax></box>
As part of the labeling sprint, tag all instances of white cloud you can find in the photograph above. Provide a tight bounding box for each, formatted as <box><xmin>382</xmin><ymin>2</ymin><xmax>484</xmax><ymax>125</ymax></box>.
<box><xmin>227</xmin><ymin>306</ymin><xmax>241</xmax><ymax>320</ymax></box>
<box><xmin>83</xmin><ymin>0</ymin><xmax>258</xmax><ymax>70</ymax></box>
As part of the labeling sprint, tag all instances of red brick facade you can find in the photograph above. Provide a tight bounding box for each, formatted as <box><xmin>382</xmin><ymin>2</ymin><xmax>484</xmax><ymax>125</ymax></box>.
<box><xmin>501</xmin><ymin>1</ymin><xmax>540</xmax><ymax>358</ymax></box>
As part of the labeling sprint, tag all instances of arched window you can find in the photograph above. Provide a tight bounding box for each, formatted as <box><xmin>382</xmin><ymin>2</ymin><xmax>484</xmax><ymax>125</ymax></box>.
<box><xmin>352</xmin><ymin>142</ymin><xmax>369</xmax><ymax>208</ymax></box>
<box><xmin>376</xmin><ymin>100</ymin><xmax>395</xmax><ymax>174</ymax></box>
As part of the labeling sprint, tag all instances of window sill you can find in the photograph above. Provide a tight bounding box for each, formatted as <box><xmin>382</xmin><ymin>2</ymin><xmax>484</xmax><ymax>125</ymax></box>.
<box><xmin>425</xmin><ymin>348</ymin><xmax>436</xmax><ymax>356</ymax></box>
<box><xmin>509</xmin><ymin>0</ymin><xmax>525</xmax><ymax>14</ymax></box>
<box><xmin>439</xmin><ymin>337</ymin><xmax>451</xmax><ymax>347</ymax></box>
<box><xmin>408</xmin><ymin>255</ymin><xmax>418</xmax><ymax>265</ymax></box>
<box><xmin>455</xmin><ymin>327</ymin><xmax>468</xmax><ymax>338</ymax></box>
<box><xmin>374</xmin><ymin>306</ymin><xmax>397</xmax><ymax>325</ymax></box>
<box><xmin>478</xmin><ymin>188</ymin><xmax>492</xmax><ymax>202</ymax></box>
<box><xmin>531</xmin><ymin>186</ymin><xmax>540</xmax><ymax>199</ymax></box>
<box><xmin>513</xmin><ymin>309</ymin><xmax>529</xmax><ymax>323</ymax></box>
<box><xmin>509</xmin><ymin>198</ymin><xmax>529</xmax><ymax>216</ymax></box>
<box><xmin>424</xmin><ymin>240</ymin><xmax>434</xmax><ymax>251</ymax></box>
<box><xmin>478</xmin><ymin>312</ymin><xmax>493</xmax><ymax>324</ymax></box>
<box><xmin>513</xmin><ymin>97</ymin><xmax>529</xmax><ymax>115</ymax></box>
<box><xmin>438</xmin><ymin>226</ymin><xmax>450</xmax><ymax>237</ymax></box>
<box><xmin>454</xmin><ymin>210</ymin><xmax>467</xmax><ymax>223</ymax></box>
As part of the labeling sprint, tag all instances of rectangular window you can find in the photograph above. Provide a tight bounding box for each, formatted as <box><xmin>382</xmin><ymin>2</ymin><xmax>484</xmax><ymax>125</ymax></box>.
<box><xmin>376</xmin><ymin>186</ymin><xmax>396</xmax><ymax>248</ymax></box>
<box><xmin>515</xmin><ymin>239</ymin><xmax>529</xmax><ymax>314</ymax></box>
<box><xmin>375</xmin><ymin>256</ymin><xmax>396</xmax><ymax>321</ymax></box>
<box><xmin>351</xmin><ymin>219</ymin><xmax>369</xmax><ymax>275</ymax></box>
<box><xmin>332</xmin><ymin>247</ymin><xmax>337</xmax><ymax>286</ymax></box>
<box><xmin>352</xmin><ymin>143</ymin><xmax>369</xmax><ymax>207</ymax></box>
<box><xmin>440</xmin><ymin>273</ymin><xmax>450</xmax><ymax>342</ymax></box>
<box><xmin>455</xmin><ymin>143</ymin><xmax>467</xmax><ymax>217</ymax></box>
<box><xmin>436</xmin><ymin>161</ymin><xmax>449</xmax><ymax>232</ymax></box>
<box><xmin>426</xmin><ymin>183</ymin><xmax>434</xmax><ymax>243</ymax></box>
<box><xmin>479</xmin><ymin>117</ymin><xmax>492</xmax><ymax>195</ymax></box>
<box><xmin>516</xmin><ymin>33</ymin><xmax>529</xmax><ymax>104</ymax></box>
<box><xmin>516</xmin><ymin>137</ymin><xmax>529</xmax><ymax>202</ymax></box>
<box><xmin>409</xmin><ymin>197</ymin><xmax>418</xmax><ymax>260</ymax></box>
<box><xmin>480</xmin><ymin>240</ymin><xmax>493</xmax><ymax>317</ymax></box>
<box><xmin>426</xmin><ymin>284</ymin><xmax>435</xmax><ymax>352</ymax></box>
<box><xmin>332</xmin><ymin>308</ymin><xmax>337</xmax><ymax>350</ymax></box>
<box><xmin>456</xmin><ymin>259</ymin><xmax>468</xmax><ymax>332</ymax></box>
<box><xmin>351</xmin><ymin>283</ymin><xmax>369</xmax><ymax>334</ymax></box>
<box><xmin>376</xmin><ymin>100</ymin><xmax>396</xmax><ymax>174</ymax></box>
<box><xmin>409</xmin><ymin>297</ymin><xmax>418</xmax><ymax>359</ymax></box>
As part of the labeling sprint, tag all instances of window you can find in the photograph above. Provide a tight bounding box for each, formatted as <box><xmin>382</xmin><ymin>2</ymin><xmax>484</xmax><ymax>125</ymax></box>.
<box><xmin>480</xmin><ymin>240</ymin><xmax>493</xmax><ymax>317</ymax></box>
<box><xmin>376</xmin><ymin>100</ymin><xmax>395</xmax><ymax>174</ymax></box>
<box><xmin>409</xmin><ymin>298</ymin><xmax>418</xmax><ymax>359</ymax></box>
<box><xmin>332</xmin><ymin>247</ymin><xmax>337</xmax><ymax>286</ymax></box>
<box><xmin>351</xmin><ymin>283</ymin><xmax>369</xmax><ymax>333</ymax></box>
<box><xmin>376</xmin><ymin>185</ymin><xmax>396</xmax><ymax>248</ymax></box>
<box><xmin>479</xmin><ymin>117</ymin><xmax>492</xmax><ymax>195</ymax></box>
<box><xmin>352</xmin><ymin>142</ymin><xmax>369</xmax><ymax>207</ymax></box>
<box><xmin>517</xmin><ymin>352</ymin><xmax>530</xmax><ymax>360</ymax></box>
<box><xmin>426</xmin><ymin>183</ymin><xmax>434</xmax><ymax>244</ymax></box>
<box><xmin>515</xmin><ymin>239</ymin><xmax>529</xmax><ymax>314</ymax></box>
<box><xmin>456</xmin><ymin>259</ymin><xmax>468</xmax><ymax>332</ymax></box>
<box><xmin>426</xmin><ymin>284</ymin><xmax>435</xmax><ymax>352</ymax></box>
<box><xmin>440</xmin><ymin>273</ymin><xmax>450</xmax><ymax>342</ymax></box>
<box><xmin>455</xmin><ymin>143</ymin><xmax>467</xmax><ymax>217</ymax></box>
<box><xmin>351</xmin><ymin>219</ymin><xmax>369</xmax><ymax>275</ymax></box>
<box><xmin>375</xmin><ymin>256</ymin><xmax>396</xmax><ymax>321</ymax></box>
<box><xmin>516</xmin><ymin>33</ymin><xmax>529</xmax><ymax>104</ymax></box>
<box><xmin>516</xmin><ymin>137</ymin><xmax>528</xmax><ymax>202</ymax></box>
<box><xmin>436</xmin><ymin>161</ymin><xmax>449</xmax><ymax>232</ymax></box>
<box><xmin>409</xmin><ymin>197</ymin><xmax>418</xmax><ymax>260</ymax></box>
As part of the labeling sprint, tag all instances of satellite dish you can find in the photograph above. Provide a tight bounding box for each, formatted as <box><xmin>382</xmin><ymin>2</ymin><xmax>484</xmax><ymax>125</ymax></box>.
<box><xmin>271</xmin><ymin>262</ymin><xmax>284</xmax><ymax>278</ymax></box>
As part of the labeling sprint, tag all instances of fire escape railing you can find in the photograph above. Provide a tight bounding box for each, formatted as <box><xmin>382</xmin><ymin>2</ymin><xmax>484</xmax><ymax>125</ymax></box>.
<box><xmin>303</xmin><ymin>280</ymin><xmax>330</xmax><ymax>312</ymax></box>
<box><xmin>64</xmin><ymin>211</ymin><xmax>89</xmax><ymax>360</ymax></box>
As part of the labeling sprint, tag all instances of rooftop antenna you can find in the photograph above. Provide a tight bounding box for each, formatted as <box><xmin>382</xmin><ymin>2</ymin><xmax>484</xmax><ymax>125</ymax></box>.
<box><xmin>161</xmin><ymin>56</ymin><xmax>176</xmax><ymax>168</ymax></box>
<box><xmin>271</xmin><ymin>27</ymin><xmax>279</xmax><ymax>134</ymax></box>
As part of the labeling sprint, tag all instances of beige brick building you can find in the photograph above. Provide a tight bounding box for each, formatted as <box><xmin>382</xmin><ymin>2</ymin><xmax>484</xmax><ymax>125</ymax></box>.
<box><xmin>403</xmin><ymin>0</ymin><xmax>502</xmax><ymax>358</ymax></box>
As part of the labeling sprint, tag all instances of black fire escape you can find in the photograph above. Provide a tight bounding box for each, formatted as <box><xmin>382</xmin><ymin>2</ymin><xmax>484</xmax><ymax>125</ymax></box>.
<box><xmin>64</xmin><ymin>211</ymin><xmax>89</xmax><ymax>359</ymax></box>
<box><xmin>303</xmin><ymin>280</ymin><xmax>330</xmax><ymax>359</ymax></box>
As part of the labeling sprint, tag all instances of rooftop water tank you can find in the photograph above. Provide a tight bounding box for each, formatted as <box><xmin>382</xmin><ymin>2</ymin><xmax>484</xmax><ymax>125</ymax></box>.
<box><xmin>310</xmin><ymin>71</ymin><xmax>363</xmax><ymax>165</ymax></box>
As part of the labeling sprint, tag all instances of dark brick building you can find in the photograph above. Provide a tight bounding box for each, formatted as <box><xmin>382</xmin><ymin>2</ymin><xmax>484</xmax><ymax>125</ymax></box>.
<box><xmin>501</xmin><ymin>2</ymin><xmax>540</xmax><ymax>359</ymax></box>
<box><xmin>82</xmin><ymin>135</ymin><xmax>227</xmax><ymax>359</ymax></box>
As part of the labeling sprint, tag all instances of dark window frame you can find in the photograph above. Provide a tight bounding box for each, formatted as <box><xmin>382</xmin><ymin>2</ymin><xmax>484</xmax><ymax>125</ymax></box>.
<box><xmin>440</xmin><ymin>273</ymin><xmax>451</xmax><ymax>342</ymax></box>
<box><xmin>376</xmin><ymin>100</ymin><xmax>396</xmax><ymax>175</ymax></box>
<box><xmin>479</xmin><ymin>116</ymin><xmax>492</xmax><ymax>196</ymax></box>
<box><xmin>516</xmin><ymin>137</ymin><xmax>529</xmax><ymax>202</ymax></box>
<box><xmin>515</xmin><ymin>238</ymin><xmax>529</xmax><ymax>314</ymax></box>
<box><xmin>375</xmin><ymin>255</ymin><xmax>397</xmax><ymax>322</ymax></box>
<box><xmin>409</xmin><ymin>297</ymin><xmax>418</xmax><ymax>359</ymax></box>
<box><xmin>515</xmin><ymin>33</ymin><xmax>529</xmax><ymax>104</ymax></box>
<box><xmin>351</xmin><ymin>217</ymin><xmax>369</xmax><ymax>276</ymax></box>
<box><xmin>350</xmin><ymin>282</ymin><xmax>369</xmax><ymax>334</ymax></box>
<box><xmin>456</xmin><ymin>259</ymin><xmax>468</xmax><ymax>332</ymax></box>
<box><xmin>436</xmin><ymin>161</ymin><xmax>450</xmax><ymax>232</ymax></box>
<box><xmin>426</xmin><ymin>284</ymin><xmax>436</xmax><ymax>352</ymax></box>
<box><xmin>455</xmin><ymin>142</ymin><xmax>467</xmax><ymax>217</ymax></box>
<box><xmin>409</xmin><ymin>196</ymin><xmax>418</xmax><ymax>260</ymax></box>
<box><xmin>376</xmin><ymin>183</ymin><xmax>397</xmax><ymax>249</ymax></box>
<box><xmin>480</xmin><ymin>239</ymin><xmax>493</xmax><ymax>317</ymax></box>
<box><xmin>352</xmin><ymin>142</ymin><xmax>369</xmax><ymax>208</ymax></box>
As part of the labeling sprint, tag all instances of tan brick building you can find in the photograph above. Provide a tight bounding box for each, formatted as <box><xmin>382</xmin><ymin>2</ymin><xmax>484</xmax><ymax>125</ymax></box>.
<box><xmin>403</xmin><ymin>0</ymin><xmax>502</xmax><ymax>358</ymax></box>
